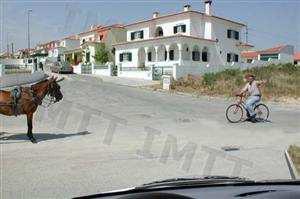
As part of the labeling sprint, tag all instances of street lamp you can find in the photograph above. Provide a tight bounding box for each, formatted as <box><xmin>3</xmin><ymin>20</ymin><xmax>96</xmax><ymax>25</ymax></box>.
<box><xmin>27</xmin><ymin>9</ymin><xmax>33</xmax><ymax>57</ymax></box>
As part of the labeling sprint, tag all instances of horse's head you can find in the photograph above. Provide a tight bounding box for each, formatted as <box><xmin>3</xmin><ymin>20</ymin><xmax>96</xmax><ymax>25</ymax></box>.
<box><xmin>48</xmin><ymin>77</ymin><xmax>63</xmax><ymax>102</ymax></box>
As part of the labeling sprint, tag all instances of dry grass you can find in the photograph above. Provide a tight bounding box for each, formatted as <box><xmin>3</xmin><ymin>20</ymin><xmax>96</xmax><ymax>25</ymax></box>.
<box><xmin>169</xmin><ymin>63</ymin><xmax>300</xmax><ymax>102</ymax></box>
<box><xmin>288</xmin><ymin>145</ymin><xmax>300</xmax><ymax>175</ymax></box>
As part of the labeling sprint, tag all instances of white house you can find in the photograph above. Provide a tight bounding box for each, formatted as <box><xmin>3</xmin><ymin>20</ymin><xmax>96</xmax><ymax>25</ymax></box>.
<box><xmin>51</xmin><ymin>36</ymin><xmax>81</xmax><ymax>63</ymax></box>
<box><xmin>114</xmin><ymin>0</ymin><xmax>251</xmax><ymax>80</ymax></box>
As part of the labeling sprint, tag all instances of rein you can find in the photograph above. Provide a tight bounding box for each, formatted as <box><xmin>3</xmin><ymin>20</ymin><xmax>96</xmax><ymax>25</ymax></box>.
<box><xmin>33</xmin><ymin>81</ymin><xmax>58</xmax><ymax>108</ymax></box>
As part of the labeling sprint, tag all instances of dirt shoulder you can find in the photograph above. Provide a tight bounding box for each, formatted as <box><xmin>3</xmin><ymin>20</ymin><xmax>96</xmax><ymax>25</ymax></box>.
<box><xmin>147</xmin><ymin>64</ymin><xmax>300</xmax><ymax>105</ymax></box>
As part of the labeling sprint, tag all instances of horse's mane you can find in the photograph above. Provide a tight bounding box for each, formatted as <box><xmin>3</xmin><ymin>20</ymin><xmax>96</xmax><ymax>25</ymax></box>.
<box><xmin>31</xmin><ymin>79</ymin><xmax>49</xmax><ymax>90</ymax></box>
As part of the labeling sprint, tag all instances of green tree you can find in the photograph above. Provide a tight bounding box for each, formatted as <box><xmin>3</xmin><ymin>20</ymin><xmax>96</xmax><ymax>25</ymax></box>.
<box><xmin>94</xmin><ymin>43</ymin><xmax>109</xmax><ymax>64</ymax></box>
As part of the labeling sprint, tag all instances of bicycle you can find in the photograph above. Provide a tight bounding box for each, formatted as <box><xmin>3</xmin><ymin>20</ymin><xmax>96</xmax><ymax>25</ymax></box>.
<box><xmin>225</xmin><ymin>95</ymin><xmax>270</xmax><ymax>123</ymax></box>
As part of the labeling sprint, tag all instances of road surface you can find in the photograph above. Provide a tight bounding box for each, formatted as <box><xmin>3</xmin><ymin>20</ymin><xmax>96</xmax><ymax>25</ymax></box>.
<box><xmin>1</xmin><ymin>75</ymin><xmax>300</xmax><ymax>198</ymax></box>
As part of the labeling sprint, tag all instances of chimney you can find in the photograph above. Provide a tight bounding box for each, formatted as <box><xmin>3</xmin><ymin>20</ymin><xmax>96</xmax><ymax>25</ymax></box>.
<box><xmin>204</xmin><ymin>0</ymin><xmax>212</xmax><ymax>15</ymax></box>
<box><xmin>183</xmin><ymin>4</ymin><xmax>191</xmax><ymax>12</ymax></box>
<box><xmin>153</xmin><ymin>12</ymin><xmax>159</xmax><ymax>18</ymax></box>
<box><xmin>90</xmin><ymin>25</ymin><xmax>96</xmax><ymax>30</ymax></box>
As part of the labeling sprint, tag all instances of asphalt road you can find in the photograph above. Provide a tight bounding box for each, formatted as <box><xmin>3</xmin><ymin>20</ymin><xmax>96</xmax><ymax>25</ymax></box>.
<box><xmin>1</xmin><ymin>75</ymin><xmax>300</xmax><ymax>198</ymax></box>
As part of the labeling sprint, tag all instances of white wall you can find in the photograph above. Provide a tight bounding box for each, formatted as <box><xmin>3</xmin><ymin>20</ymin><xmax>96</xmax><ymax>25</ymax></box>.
<box><xmin>211</xmin><ymin>19</ymin><xmax>244</xmax><ymax>65</ymax></box>
<box><xmin>127</xmin><ymin>27</ymin><xmax>150</xmax><ymax>41</ymax></box>
<box><xmin>115</xmin><ymin>48</ymin><xmax>139</xmax><ymax>68</ymax></box>
<box><xmin>278</xmin><ymin>45</ymin><xmax>294</xmax><ymax>63</ymax></box>
<box><xmin>156</xmin><ymin>19</ymin><xmax>191</xmax><ymax>37</ymax></box>
<box><xmin>118</xmin><ymin>70</ymin><xmax>152</xmax><ymax>80</ymax></box>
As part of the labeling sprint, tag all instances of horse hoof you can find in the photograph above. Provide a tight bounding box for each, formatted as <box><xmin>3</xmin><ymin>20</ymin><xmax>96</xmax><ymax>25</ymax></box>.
<box><xmin>30</xmin><ymin>138</ymin><xmax>37</xmax><ymax>143</ymax></box>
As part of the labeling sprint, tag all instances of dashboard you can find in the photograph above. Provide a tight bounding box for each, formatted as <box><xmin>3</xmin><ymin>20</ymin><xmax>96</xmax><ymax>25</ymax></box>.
<box><xmin>76</xmin><ymin>184</ymin><xmax>300</xmax><ymax>199</ymax></box>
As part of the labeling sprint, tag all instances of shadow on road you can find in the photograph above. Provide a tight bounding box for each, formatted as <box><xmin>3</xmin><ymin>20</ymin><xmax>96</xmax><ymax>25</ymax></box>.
<box><xmin>0</xmin><ymin>131</ymin><xmax>91</xmax><ymax>143</ymax></box>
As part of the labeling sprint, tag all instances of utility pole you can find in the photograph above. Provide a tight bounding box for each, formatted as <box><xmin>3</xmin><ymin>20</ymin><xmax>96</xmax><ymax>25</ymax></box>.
<box><xmin>11</xmin><ymin>42</ymin><xmax>14</xmax><ymax>58</ymax></box>
<box><xmin>245</xmin><ymin>23</ymin><xmax>249</xmax><ymax>44</ymax></box>
<box><xmin>7</xmin><ymin>44</ymin><xmax>9</xmax><ymax>57</ymax></box>
<box><xmin>27</xmin><ymin>9</ymin><xmax>33</xmax><ymax>57</ymax></box>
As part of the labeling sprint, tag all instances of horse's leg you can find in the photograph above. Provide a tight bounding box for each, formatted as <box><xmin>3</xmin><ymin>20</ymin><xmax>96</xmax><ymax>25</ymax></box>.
<box><xmin>27</xmin><ymin>113</ymin><xmax>37</xmax><ymax>143</ymax></box>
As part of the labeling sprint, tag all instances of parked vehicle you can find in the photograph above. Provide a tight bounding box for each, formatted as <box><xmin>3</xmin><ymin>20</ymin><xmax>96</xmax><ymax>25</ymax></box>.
<box><xmin>50</xmin><ymin>61</ymin><xmax>73</xmax><ymax>74</ymax></box>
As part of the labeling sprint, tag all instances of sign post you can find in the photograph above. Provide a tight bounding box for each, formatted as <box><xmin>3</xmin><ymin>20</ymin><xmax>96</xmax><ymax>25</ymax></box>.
<box><xmin>162</xmin><ymin>75</ymin><xmax>172</xmax><ymax>90</ymax></box>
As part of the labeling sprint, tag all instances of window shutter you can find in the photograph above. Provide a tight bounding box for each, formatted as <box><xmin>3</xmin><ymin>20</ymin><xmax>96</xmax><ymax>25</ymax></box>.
<box><xmin>182</xmin><ymin>25</ymin><xmax>186</xmax><ymax>33</ymax></box>
<box><xmin>234</xmin><ymin>54</ymin><xmax>239</xmax><ymax>62</ymax></box>
<box><xmin>131</xmin><ymin>32</ymin><xmax>135</xmax><ymax>40</ymax></box>
<box><xmin>148</xmin><ymin>52</ymin><xmax>152</xmax><ymax>62</ymax></box>
<box><xmin>164</xmin><ymin>51</ymin><xmax>167</xmax><ymax>60</ymax></box>
<box><xmin>128</xmin><ymin>53</ymin><xmax>132</xmax><ymax>61</ymax></box>
<box><xmin>192</xmin><ymin>51</ymin><xmax>200</xmax><ymax>61</ymax></box>
<box><xmin>140</xmin><ymin>31</ymin><xmax>144</xmax><ymax>39</ymax></box>
<box><xmin>174</xmin><ymin>26</ymin><xmax>177</xmax><ymax>34</ymax></box>
<box><xmin>227</xmin><ymin>30</ymin><xmax>232</xmax><ymax>38</ymax></box>
<box><xmin>227</xmin><ymin>53</ymin><xmax>231</xmax><ymax>62</ymax></box>
<box><xmin>169</xmin><ymin>50</ymin><xmax>174</xmax><ymax>61</ymax></box>
<box><xmin>202</xmin><ymin>52</ymin><xmax>208</xmax><ymax>62</ymax></box>
<box><xmin>119</xmin><ymin>53</ymin><xmax>123</xmax><ymax>62</ymax></box>
<box><xmin>234</xmin><ymin>31</ymin><xmax>239</xmax><ymax>40</ymax></box>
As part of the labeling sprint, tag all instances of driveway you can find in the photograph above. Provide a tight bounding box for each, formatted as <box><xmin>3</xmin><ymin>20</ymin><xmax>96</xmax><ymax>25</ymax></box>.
<box><xmin>1</xmin><ymin>74</ymin><xmax>300</xmax><ymax>198</ymax></box>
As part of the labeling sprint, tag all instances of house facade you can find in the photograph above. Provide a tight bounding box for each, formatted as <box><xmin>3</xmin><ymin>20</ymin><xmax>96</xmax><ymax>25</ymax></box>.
<box><xmin>58</xmin><ymin>36</ymin><xmax>81</xmax><ymax>64</ymax></box>
<box><xmin>241</xmin><ymin>45</ymin><xmax>294</xmax><ymax>64</ymax></box>
<box><xmin>114</xmin><ymin>1</ymin><xmax>250</xmax><ymax>80</ymax></box>
<box><xmin>78</xmin><ymin>24</ymin><xmax>126</xmax><ymax>65</ymax></box>
<box><xmin>294</xmin><ymin>52</ymin><xmax>300</xmax><ymax>65</ymax></box>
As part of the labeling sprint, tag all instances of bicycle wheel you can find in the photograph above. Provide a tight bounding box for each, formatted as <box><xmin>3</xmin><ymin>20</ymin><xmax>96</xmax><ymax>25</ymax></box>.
<box><xmin>226</xmin><ymin>104</ymin><xmax>244</xmax><ymax>123</ymax></box>
<box><xmin>254</xmin><ymin>103</ymin><xmax>269</xmax><ymax>121</ymax></box>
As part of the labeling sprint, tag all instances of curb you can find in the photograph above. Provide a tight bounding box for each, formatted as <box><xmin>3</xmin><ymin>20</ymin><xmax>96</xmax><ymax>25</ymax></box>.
<box><xmin>284</xmin><ymin>150</ymin><xmax>299</xmax><ymax>179</ymax></box>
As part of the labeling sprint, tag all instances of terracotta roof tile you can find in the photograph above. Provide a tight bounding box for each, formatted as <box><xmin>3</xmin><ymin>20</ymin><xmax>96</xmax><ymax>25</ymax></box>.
<box><xmin>258</xmin><ymin>45</ymin><xmax>286</xmax><ymax>55</ymax></box>
<box><xmin>294</xmin><ymin>52</ymin><xmax>300</xmax><ymax>61</ymax></box>
<box><xmin>241</xmin><ymin>51</ymin><xmax>259</xmax><ymax>59</ymax></box>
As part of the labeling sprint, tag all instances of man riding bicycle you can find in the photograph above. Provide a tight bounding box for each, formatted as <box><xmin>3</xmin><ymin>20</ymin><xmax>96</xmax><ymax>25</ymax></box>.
<box><xmin>237</xmin><ymin>74</ymin><xmax>267</xmax><ymax>123</ymax></box>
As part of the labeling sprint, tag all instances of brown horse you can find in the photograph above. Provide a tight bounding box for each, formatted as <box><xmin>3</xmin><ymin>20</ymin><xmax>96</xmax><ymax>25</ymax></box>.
<box><xmin>0</xmin><ymin>77</ymin><xmax>63</xmax><ymax>143</ymax></box>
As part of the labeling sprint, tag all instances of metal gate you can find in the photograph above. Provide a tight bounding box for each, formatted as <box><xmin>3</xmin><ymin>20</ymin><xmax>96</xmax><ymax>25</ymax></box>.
<box><xmin>152</xmin><ymin>66</ymin><xmax>173</xmax><ymax>80</ymax></box>
<box><xmin>81</xmin><ymin>64</ymin><xmax>92</xmax><ymax>74</ymax></box>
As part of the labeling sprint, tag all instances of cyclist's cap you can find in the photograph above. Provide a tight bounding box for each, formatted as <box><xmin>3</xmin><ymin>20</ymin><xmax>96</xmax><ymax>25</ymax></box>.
<box><xmin>245</xmin><ymin>73</ymin><xmax>255</xmax><ymax>79</ymax></box>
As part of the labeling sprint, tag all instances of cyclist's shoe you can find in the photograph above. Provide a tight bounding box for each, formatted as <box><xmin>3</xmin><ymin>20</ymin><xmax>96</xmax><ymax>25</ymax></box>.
<box><xmin>246</xmin><ymin>114</ymin><xmax>257</xmax><ymax>123</ymax></box>
<box><xmin>250</xmin><ymin>117</ymin><xmax>258</xmax><ymax>123</ymax></box>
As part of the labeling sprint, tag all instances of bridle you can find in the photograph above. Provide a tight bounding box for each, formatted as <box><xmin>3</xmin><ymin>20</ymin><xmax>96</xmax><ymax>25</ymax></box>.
<box><xmin>31</xmin><ymin>80</ymin><xmax>62</xmax><ymax>108</ymax></box>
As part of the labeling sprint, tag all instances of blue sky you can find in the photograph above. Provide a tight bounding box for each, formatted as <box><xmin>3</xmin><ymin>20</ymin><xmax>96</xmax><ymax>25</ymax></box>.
<box><xmin>1</xmin><ymin>0</ymin><xmax>300</xmax><ymax>52</ymax></box>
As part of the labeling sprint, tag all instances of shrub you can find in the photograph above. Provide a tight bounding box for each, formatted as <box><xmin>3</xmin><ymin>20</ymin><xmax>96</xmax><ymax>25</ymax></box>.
<box><xmin>202</xmin><ymin>73</ymin><xmax>217</xmax><ymax>89</ymax></box>
<box><xmin>171</xmin><ymin>63</ymin><xmax>300</xmax><ymax>100</ymax></box>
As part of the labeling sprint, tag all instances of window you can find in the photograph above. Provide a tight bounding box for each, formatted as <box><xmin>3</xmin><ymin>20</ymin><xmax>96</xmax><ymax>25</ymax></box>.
<box><xmin>119</xmin><ymin>52</ymin><xmax>132</xmax><ymax>62</ymax></box>
<box><xmin>227</xmin><ymin>53</ymin><xmax>232</xmax><ymax>62</ymax></box>
<box><xmin>174</xmin><ymin>24</ymin><xmax>186</xmax><ymax>34</ymax></box>
<box><xmin>227</xmin><ymin>30</ymin><xmax>232</xmax><ymax>38</ymax></box>
<box><xmin>147</xmin><ymin>52</ymin><xmax>152</xmax><ymax>62</ymax></box>
<box><xmin>227</xmin><ymin>29</ymin><xmax>239</xmax><ymax>40</ymax></box>
<box><xmin>169</xmin><ymin>50</ymin><xmax>174</xmax><ymax>61</ymax></box>
<box><xmin>234</xmin><ymin>31</ymin><xmax>239</xmax><ymax>40</ymax></box>
<box><xmin>227</xmin><ymin>53</ymin><xmax>239</xmax><ymax>62</ymax></box>
<box><xmin>260</xmin><ymin>54</ymin><xmax>279</xmax><ymax>61</ymax></box>
<box><xmin>192</xmin><ymin>51</ymin><xmax>200</xmax><ymax>61</ymax></box>
<box><xmin>155</xmin><ymin>27</ymin><xmax>163</xmax><ymax>37</ymax></box>
<box><xmin>234</xmin><ymin>54</ymin><xmax>239</xmax><ymax>62</ymax></box>
<box><xmin>202</xmin><ymin>47</ymin><xmax>209</xmax><ymax>62</ymax></box>
<box><xmin>130</xmin><ymin>30</ymin><xmax>144</xmax><ymax>40</ymax></box>
<box><xmin>247</xmin><ymin>59</ymin><xmax>253</xmax><ymax>63</ymax></box>
<box><xmin>100</xmin><ymin>35</ymin><xmax>104</xmax><ymax>41</ymax></box>
<box><xmin>164</xmin><ymin>51</ymin><xmax>167</xmax><ymax>61</ymax></box>
<box><xmin>86</xmin><ymin>52</ymin><xmax>90</xmax><ymax>62</ymax></box>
